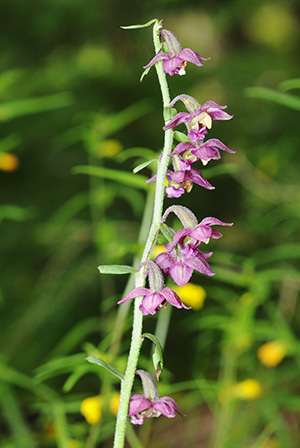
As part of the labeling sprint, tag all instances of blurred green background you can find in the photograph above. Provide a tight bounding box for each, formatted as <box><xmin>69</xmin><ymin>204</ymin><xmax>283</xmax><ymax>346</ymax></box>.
<box><xmin>1</xmin><ymin>0</ymin><xmax>300</xmax><ymax>447</ymax></box>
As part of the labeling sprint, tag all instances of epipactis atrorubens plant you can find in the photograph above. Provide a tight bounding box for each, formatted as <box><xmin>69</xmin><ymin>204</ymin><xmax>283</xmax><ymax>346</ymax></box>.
<box><xmin>96</xmin><ymin>19</ymin><xmax>235</xmax><ymax>448</ymax></box>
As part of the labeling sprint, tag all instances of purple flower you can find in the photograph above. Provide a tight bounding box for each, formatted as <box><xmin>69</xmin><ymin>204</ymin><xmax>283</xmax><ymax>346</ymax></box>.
<box><xmin>144</xmin><ymin>29</ymin><xmax>209</xmax><ymax>76</ymax></box>
<box><xmin>163</xmin><ymin>94</ymin><xmax>233</xmax><ymax>143</ymax></box>
<box><xmin>168</xmin><ymin>217</ymin><xmax>233</xmax><ymax>245</ymax></box>
<box><xmin>155</xmin><ymin>242</ymin><xmax>214</xmax><ymax>287</ymax></box>
<box><xmin>166</xmin><ymin>167</ymin><xmax>214</xmax><ymax>198</ymax></box>
<box><xmin>117</xmin><ymin>261</ymin><xmax>190</xmax><ymax>315</ymax></box>
<box><xmin>155</xmin><ymin>210</ymin><xmax>233</xmax><ymax>286</ymax></box>
<box><xmin>129</xmin><ymin>394</ymin><xmax>182</xmax><ymax>425</ymax></box>
<box><xmin>129</xmin><ymin>370</ymin><xmax>184</xmax><ymax>425</ymax></box>
<box><xmin>117</xmin><ymin>285</ymin><xmax>190</xmax><ymax>315</ymax></box>
<box><xmin>170</xmin><ymin>138</ymin><xmax>235</xmax><ymax>166</ymax></box>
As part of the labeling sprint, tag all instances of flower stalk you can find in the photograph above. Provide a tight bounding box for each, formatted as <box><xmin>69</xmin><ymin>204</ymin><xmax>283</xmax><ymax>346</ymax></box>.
<box><xmin>113</xmin><ymin>19</ymin><xmax>174</xmax><ymax>448</ymax></box>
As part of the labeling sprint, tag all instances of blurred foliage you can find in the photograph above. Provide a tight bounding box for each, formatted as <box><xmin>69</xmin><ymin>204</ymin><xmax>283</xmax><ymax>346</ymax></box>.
<box><xmin>0</xmin><ymin>0</ymin><xmax>300</xmax><ymax>447</ymax></box>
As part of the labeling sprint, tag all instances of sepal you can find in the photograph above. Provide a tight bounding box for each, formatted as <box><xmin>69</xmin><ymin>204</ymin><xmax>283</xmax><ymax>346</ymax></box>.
<box><xmin>136</xmin><ymin>370</ymin><xmax>159</xmax><ymax>402</ymax></box>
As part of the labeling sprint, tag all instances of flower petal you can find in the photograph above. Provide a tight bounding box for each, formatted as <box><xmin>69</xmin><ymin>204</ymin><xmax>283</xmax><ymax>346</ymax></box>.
<box><xmin>169</xmin><ymin>261</ymin><xmax>194</xmax><ymax>287</ymax></box>
<box><xmin>185</xmin><ymin>252</ymin><xmax>215</xmax><ymax>277</ymax></box>
<box><xmin>117</xmin><ymin>287</ymin><xmax>149</xmax><ymax>305</ymax></box>
<box><xmin>161</xmin><ymin>287</ymin><xmax>191</xmax><ymax>310</ymax></box>
<box><xmin>170</xmin><ymin>141</ymin><xmax>196</xmax><ymax>156</ymax></box>
<box><xmin>178</xmin><ymin>48</ymin><xmax>208</xmax><ymax>66</ymax></box>
<box><xmin>128</xmin><ymin>394</ymin><xmax>152</xmax><ymax>417</ymax></box>
<box><xmin>189</xmin><ymin>169</ymin><xmax>215</xmax><ymax>190</ymax></box>
<box><xmin>153</xmin><ymin>396</ymin><xmax>182</xmax><ymax>418</ymax></box>
<box><xmin>140</xmin><ymin>292</ymin><xmax>164</xmax><ymax>315</ymax></box>
<box><xmin>143</xmin><ymin>52</ymin><xmax>169</xmax><ymax>69</ymax></box>
<box><xmin>163</xmin><ymin>112</ymin><xmax>192</xmax><ymax>131</ymax></box>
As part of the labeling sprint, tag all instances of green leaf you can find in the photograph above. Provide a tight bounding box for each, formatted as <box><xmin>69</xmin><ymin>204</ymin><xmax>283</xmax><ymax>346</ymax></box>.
<box><xmin>62</xmin><ymin>365</ymin><xmax>91</xmax><ymax>393</ymax></box>
<box><xmin>121</xmin><ymin>19</ymin><xmax>158</xmax><ymax>30</ymax></box>
<box><xmin>34</xmin><ymin>354</ymin><xmax>86</xmax><ymax>382</ymax></box>
<box><xmin>173</xmin><ymin>131</ymin><xmax>190</xmax><ymax>143</ymax></box>
<box><xmin>142</xmin><ymin>333</ymin><xmax>164</xmax><ymax>380</ymax></box>
<box><xmin>0</xmin><ymin>92</ymin><xmax>73</xmax><ymax>122</ymax></box>
<box><xmin>279</xmin><ymin>78</ymin><xmax>300</xmax><ymax>91</ymax></box>
<box><xmin>96</xmin><ymin>100</ymin><xmax>153</xmax><ymax>138</ymax></box>
<box><xmin>0</xmin><ymin>381</ymin><xmax>38</xmax><ymax>448</ymax></box>
<box><xmin>98</xmin><ymin>265</ymin><xmax>137</xmax><ymax>275</ymax></box>
<box><xmin>163</xmin><ymin>107</ymin><xmax>177</xmax><ymax>122</ymax></box>
<box><xmin>86</xmin><ymin>356</ymin><xmax>124</xmax><ymax>381</ymax></box>
<box><xmin>117</xmin><ymin>147</ymin><xmax>156</xmax><ymax>163</ymax></box>
<box><xmin>244</xmin><ymin>87</ymin><xmax>300</xmax><ymax>111</ymax></box>
<box><xmin>0</xmin><ymin>204</ymin><xmax>32</xmax><ymax>224</ymax></box>
<box><xmin>133</xmin><ymin>159</ymin><xmax>157</xmax><ymax>174</ymax></box>
<box><xmin>73</xmin><ymin>165</ymin><xmax>149</xmax><ymax>190</ymax></box>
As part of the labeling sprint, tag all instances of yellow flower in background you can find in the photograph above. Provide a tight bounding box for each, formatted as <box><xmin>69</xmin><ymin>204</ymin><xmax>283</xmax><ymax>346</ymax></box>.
<box><xmin>80</xmin><ymin>392</ymin><xmax>120</xmax><ymax>424</ymax></box>
<box><xmin>0</xmin><ymin>153</ymin><xmax>19</xmax><ymax>171</ymax></box>
<box><xmin>173</xmin><ymin>283</ymin><xmax>206</xmax><ymax>310</ymax></box>
<box><xmin>151</xmin><ymin>244</ymin><xmax>166</xmax><ymax>260</ymax></box>
<box><xmin>80</xmin><ymin>395</ymin><xmax>103</xmax><ymax>424</ymax></box>
<box><xmin>258</xmin><ymin>340</ymin><xmax>287</xmax><ymax>368</ymax></box>
<box><xmin>95</xmin><ymin>139</ymin><xmax>122</xmax><ymax>158</ymax></box>
<box><xmin>233</xmin><ymin>379</ymin><xmax>263</xmax><ymax>401</ymax></box>
<box><xmin>109</xmin><ymin>392</ymin><xmax>120</xmax><ymax>415</ymax></box>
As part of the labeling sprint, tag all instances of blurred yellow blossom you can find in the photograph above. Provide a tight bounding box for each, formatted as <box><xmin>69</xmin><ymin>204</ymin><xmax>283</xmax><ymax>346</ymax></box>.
<box><xmin>258</xmin><ymin>340</ymin><xmax>287</xmax><ymax>368</ymax></box>
<box><xmin>173</xmin><ymin>283</ymin><xmax>206</xmax><ymax>310</ymax></box>
<box><xmin>95</xmin><ymin>139</ymin><xmax>122</xmax><ymax>158</ymax></box>
<box><xmin>0</xmin><ymin>153</ymin><xmax>19</xmax><ymax>171</ymax></box>
<box><xmin>80</xmin><ymin>392</ymin><xmax>120</xmax><ymax>424</ymax></box>
<box><xmin>109</xmin><ymin>392</ymin><xmax>120</xmax><ymax>415</ymax></box>
<box><xmin>152</xmin><ymin>244</ymin><xmax>166</xmax><ymax>260</ymax></box>
<box><xmin>233</xmin><ymin>379</ymin><xmax>263</xmax><ymax>401</ymax></box>
<box><xmin>80</xmin><ymin>395</ymin><xmax>103</xmax><ymax>424</ymax></box>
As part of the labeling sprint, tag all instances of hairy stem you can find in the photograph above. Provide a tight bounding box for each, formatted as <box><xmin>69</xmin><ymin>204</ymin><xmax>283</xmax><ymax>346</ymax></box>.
<box><xmin>113</xmin><ymin>20</ymin><xmax>173</xmax><ymax>448</ymax></box>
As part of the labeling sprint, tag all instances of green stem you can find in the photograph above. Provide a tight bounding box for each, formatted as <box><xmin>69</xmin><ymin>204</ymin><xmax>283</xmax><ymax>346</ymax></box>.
<box><xmin>113</xmin><ymin>20</ymin><xmax>173</xmax><ymax>448</ymax></box>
